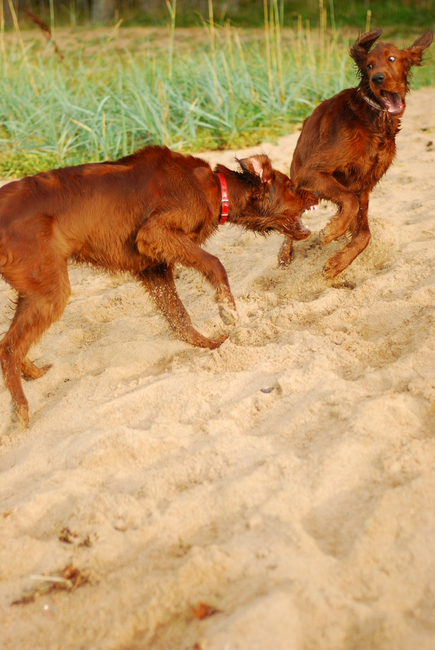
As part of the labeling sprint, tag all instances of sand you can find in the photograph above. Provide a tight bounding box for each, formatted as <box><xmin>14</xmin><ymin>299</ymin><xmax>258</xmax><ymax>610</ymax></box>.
<box><xmin>1</xmin><ymin>86</ymin><xmax>435</xmax><ymax>650</ymax></box>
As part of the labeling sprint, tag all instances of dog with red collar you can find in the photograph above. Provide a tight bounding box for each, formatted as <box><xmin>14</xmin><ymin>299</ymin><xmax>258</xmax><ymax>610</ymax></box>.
<box><xmin>0</xmin><ymin>144</ymin><xmax>317</xmax><ymax>427</ymax></box>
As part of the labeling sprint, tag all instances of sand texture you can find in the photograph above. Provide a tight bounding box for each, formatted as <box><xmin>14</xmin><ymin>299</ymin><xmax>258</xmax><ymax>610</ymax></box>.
<box><xmin>1</xmin><ymin>87</ymin><xmax>435</xmax><ymax>650</ymax></box>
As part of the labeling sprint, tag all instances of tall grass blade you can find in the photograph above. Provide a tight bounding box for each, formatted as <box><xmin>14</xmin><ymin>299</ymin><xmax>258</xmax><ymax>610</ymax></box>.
<box><xmin>6</xmin><ymin>0</ymin><xmax>39</xmax><ymax>95</ymax></box>
<box><xmin>165</xmin><ymin>0</ymin><xmax>176</xmax><ymax>80</ymax></box>
<box><xmin>263</xmin><ymin>0</ymin><xmax>273</xmax><ymax>94</ymax></box>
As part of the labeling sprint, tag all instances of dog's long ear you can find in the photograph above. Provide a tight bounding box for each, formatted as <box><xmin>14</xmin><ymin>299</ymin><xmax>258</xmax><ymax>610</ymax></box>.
<box><xmin>238</xmin><ymin>155</ymin><xmax>274</xmax><ymax>183</ymax></box>
<box><xmin>350</xmin><ymin>29</ymin><xmax>383</xmax><ymax>67</ymax></box>
<box><xmin>402</xmin><ymin>31</ymin><xmax>433</xmax><ymax>69</ymax></box>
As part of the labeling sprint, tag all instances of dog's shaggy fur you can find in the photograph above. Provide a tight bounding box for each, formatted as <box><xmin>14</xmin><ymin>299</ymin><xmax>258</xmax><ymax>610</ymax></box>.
<box><xmin>279</xmin><ymin>29</ymin><xmax>433</xmax><ymax>278</ymax></box>
<box><xmin>0</xmin><ymin>145</ymin><xmax>317</xmax><ymax>427</ymax></box>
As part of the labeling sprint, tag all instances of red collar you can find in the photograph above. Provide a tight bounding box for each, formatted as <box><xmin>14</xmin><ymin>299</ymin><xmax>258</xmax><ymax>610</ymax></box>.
<box><xmin>216</xmin><ymin>172</ymin><xmax>229</xmax><ymax>225</ymax></box>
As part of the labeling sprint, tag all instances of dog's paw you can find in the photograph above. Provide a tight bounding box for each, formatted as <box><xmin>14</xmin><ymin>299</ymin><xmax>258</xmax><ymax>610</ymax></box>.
<box><xmin>219</xmin><ymin>302</ymin><xmax>239</xmax><ymax>327</ymax></box>
<box><xmin>183</xmin><ymin>326</ymin><xmax>228</xmax><ymax>350</ymax></box>
<box><xmin>216</xmin><ymin>286</ymin><xmax>238</xmax><ymax>327</ymax></box>
<box><xmin>320</xmin><ymin>215</ymin><xmax>350</xmax><ymax>245</ymax></box>
<box><xmin>323</xmin><ymin>255</ymin><xmax>345</xmax><ymax>279</ymax></box>
<box><xmin>322</xmin><ymin>266</ymin><xmax>337</xmax><ymax>280</ymax></box>
<box><xmin>208</xmin><ymin>334</ymin><xmax>228</xmax><ymax>349</ymax></box>
<box><xmin>11</xmin><ymin>402</ymin><xmax>29</xmax><ymax>429</ymax></box>
<box><xmin>22</xmin><ymin>360</ymin><xmax>52</xmax><ymax>381</ymax></box>
<box><xmin>320</xmin><ymin>224</ymin><xmax>338</xmax><ymax>246</ymax></box>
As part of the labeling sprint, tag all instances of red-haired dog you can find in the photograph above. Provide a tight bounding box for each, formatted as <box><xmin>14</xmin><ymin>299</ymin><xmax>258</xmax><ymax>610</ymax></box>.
<box><xmin>0</xmin><ymin>145</ymin><xmax>317</xmax><ymax>427</ymax></box>
<box><xmin>279</xmin><ymin>29</ymin><xmax>433</xmax><ymax>278</ymax></box>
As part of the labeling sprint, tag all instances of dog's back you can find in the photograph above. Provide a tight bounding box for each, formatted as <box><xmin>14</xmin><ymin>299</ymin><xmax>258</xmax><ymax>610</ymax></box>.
<box><xmin>0</xmin><ymin>146</ymin><xmax>214</xmax><ymax>275</ymax></box>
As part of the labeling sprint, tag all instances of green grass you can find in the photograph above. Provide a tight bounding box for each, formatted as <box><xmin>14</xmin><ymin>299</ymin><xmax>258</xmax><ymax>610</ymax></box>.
<box><xmin>41</xmin><ymin>0</ymin><xmax>435</xmax><ymax>31</ymax></box>
<box><xmin>0</xmin><ymin>8</ymin><xmax>433</xmax><ymax>177</ymax></box>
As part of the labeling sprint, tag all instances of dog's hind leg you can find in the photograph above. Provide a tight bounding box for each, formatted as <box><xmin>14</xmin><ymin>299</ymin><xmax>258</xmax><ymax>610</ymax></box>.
<box><xmin>138</xmin><ymin>264</ymin><xmax>227</xmax><ymax>350</ymax></box>
<box><xmin>323</xmin><ymin>191</ymin><xmax>371</xmax><ymax>279</ymax></box>
<box><xmin>0</xmin><ymin>261</ymin><xmax>71</xmax><ymax>427</ymax></box>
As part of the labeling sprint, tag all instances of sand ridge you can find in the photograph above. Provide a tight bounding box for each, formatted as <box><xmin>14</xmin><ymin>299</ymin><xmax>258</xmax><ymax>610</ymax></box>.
<box><xmin>1</xmin><ymin>87</ymin><xmax>435</xmax><ymax>649</ymax></box>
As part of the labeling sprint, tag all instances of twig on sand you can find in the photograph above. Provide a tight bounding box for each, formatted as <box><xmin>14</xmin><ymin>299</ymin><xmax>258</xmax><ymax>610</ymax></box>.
<box><xmin>12</xmin><ymin>565</ymin><xmax>91</xmax><ymax>605</ymax></box>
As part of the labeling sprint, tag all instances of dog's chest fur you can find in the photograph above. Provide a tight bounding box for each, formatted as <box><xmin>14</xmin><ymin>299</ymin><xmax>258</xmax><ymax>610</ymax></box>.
<box><xmin>360</xmin><ymin>125</ymin><xmax>397</xmax><ymax>191</ymax></box>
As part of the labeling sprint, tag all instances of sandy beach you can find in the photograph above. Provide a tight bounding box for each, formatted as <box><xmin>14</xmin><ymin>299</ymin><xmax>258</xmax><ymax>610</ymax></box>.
<box><xmin>1</xmin><ymin>86</ymin><xmax>435</xmax><ymax>650</ymax></box>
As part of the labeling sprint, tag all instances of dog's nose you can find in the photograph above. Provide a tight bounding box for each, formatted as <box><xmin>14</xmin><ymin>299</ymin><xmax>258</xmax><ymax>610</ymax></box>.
<box><xmin>371</xmin><ymin>73</ymin><xmax>385</xmax><ymax>86</ymax></box>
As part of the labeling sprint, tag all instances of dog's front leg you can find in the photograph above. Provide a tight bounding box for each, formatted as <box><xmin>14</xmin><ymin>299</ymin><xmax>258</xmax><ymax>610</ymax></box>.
<box><xmin>277</xmin><ymin>238</ymin><xmax>293</xmax><ymax>267</ymax></box>
<box><xmin>138</xmin><ymin>264</ymin><xmax>227</xmax><ymax>350</ymax></box>
<box><xmin>136</xmin><ymin>225</ymin><xmax>239</xmax><ymax>327</ymax></box>
<box><xmin>187</xmin><ymin>247</ymin><xmax>239</xmax><ymax>327</ymax></box>
<box><xmin>295</xmin><ymin>171</ymin><xmax>359</xmax><ymax>245</ymax></box>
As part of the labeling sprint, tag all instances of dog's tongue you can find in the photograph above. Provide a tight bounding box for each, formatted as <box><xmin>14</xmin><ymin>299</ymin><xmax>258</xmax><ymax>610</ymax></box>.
<box><xmin>382</xmin><ymin>91</ymin><xmax>404</xmax><ymax>115</ymax></box>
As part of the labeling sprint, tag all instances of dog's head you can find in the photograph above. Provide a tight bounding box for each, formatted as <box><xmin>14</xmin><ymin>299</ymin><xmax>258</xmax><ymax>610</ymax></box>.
<box><xmin>236</xmin><ymin>155</ymin><xmax>316</xmax><ymax>240</ymax></box>
<box><xmin>350</xmin><ymin>29</ymin><xmax>433</xmax><ymax>117</ymax></box>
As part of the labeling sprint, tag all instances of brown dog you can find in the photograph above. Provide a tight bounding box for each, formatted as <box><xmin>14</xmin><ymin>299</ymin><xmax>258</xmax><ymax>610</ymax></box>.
<box><xmin>279</xmin><ymin>29</ymin><xmax>433</xmax><ymax>278</ymax></box>
<box><xmin>0</xmin><ymin>145</ymin><xmax>316</xmax><ymax>427</ymax></box>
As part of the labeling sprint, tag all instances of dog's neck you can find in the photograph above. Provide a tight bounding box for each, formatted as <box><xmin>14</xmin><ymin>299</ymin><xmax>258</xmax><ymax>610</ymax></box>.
<box><xmin>215</xmin><ymin>170</ymin><xmax>276</xmax><ymax>232</ymax></box>
<box><xmin>214</xmin><ymin>168</ymin><xmax>264</xmax><ymax>229</ymax></box>
<box><xmin>216</xmin><ymin>173</ymin><xmax>229</xmax><ymax>225</ymax></box>
<box><xmin>354</xmin><ymin>85</ymin><xmax>400</xmax><ymax>138</ymax></box>
<box><xmin>358</xmin><ymin>87</ymin><xmax>384</xmax><ymax>112</ymax></box>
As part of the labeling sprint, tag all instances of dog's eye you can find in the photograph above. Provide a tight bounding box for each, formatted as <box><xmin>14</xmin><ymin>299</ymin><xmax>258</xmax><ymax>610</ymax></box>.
<box><xmin>367</xmin><ymin>63</ymin><xmax>373</xmax><ymax>70</ymax></box>
<box><xmin>388</xmin><ymin>56</ymin><xmax>395</xmax><ymax>62</ymax></box>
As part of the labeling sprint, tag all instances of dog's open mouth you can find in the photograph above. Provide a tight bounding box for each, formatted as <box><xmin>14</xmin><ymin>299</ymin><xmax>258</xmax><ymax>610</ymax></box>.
<box><xmin>291</xmin><ymin>218</ymin><xmax>311</xmax><ymax>240</ymax></box>
<box><xmin>379</xmin><ymin>91</ymin><xmax>405</xmax><ymax>115</ymax></box>
<box><xmin>289</xmin><ymin>206</ymin><xmax>317</xmax><ymax>240</ymax></box>
<box><xmin>281</xmin><ymin>211</ymin><xmax>312</xmax><ymax>240</ymax></box>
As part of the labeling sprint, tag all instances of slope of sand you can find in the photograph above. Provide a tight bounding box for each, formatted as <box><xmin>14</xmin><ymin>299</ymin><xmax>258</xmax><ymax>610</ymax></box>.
<box><xmin>1</xmin><ymin>87</ymin><xmax>435</xmax><ymax>650</ymax></box>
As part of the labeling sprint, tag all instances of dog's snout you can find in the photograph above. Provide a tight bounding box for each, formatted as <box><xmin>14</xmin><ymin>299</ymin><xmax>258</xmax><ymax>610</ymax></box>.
<box><xmin>371</xmin><ymin>73</ymin><xmax>385</xmax><ymax>86</ymax></box>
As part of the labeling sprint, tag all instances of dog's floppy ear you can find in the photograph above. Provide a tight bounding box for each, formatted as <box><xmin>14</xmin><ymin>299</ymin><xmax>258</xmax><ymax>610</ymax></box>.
<box><xmin>402</xmin><ymin>31</ymin><xmax>433</xmax><ymax>69</ymax></box>
<box><xmin>238</xmin><ymin>155</ymin><xmax>274</xmax><ymax>183</ymax></box>
<box><xmin>350</xmin><ymin>29</ymin><xmax>383</xmax><ymax>67</ymax></box>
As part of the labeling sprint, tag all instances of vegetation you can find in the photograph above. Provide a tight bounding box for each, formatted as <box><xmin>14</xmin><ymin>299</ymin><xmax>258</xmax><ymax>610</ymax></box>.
<box><xmin>0</xmin><ymin>0</ymin><xmax>433</xmax><ymax>177</ymax></box>
<box><xmin>10</xmin><ymin>1</ymin><xmax>435</xmax><ymax>31</ymax></box>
